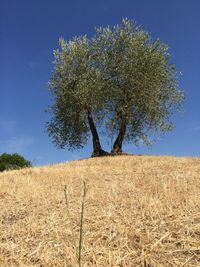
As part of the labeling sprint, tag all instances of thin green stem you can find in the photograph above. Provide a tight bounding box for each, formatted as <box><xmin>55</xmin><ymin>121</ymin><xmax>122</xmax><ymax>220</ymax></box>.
<box><xmin>78</xmin><ymin>181</ymin><xmax>87</xmax><ymax>267</ymax></box>
<box><xmin>64</xmin><ymin>186</ymin><xmax>79</xmax><ymax>261</ymax></box>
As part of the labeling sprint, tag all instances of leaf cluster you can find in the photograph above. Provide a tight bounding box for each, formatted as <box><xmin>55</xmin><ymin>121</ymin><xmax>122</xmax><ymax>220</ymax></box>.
<box><xmin>0</xmin><ymin>153</ymin><xmax>32</xmax><ymax>172</ymax></box>
<box><xmin>94</xmin><ymin>18</ymin><xmax>184</xmax><ymax>145</ymax></box>
<box><xmin>47</xmin><ymin>19</ymin><xmax>184</xmax><ymax>150</ymax></box>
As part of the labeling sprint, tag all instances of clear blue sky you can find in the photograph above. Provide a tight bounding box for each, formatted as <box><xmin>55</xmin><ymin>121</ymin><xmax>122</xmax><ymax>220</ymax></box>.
<box><xmin>1</xmin><ymin>0</ymin><xmax>200</xmax><ymax>166</ymax></box>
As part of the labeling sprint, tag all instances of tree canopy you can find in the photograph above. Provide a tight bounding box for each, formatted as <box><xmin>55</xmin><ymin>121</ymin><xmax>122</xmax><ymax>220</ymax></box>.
<box><xmin>0</xmin><ymin>153</ymin><xmax>32</xmax><ymax>172</ymax></box>
<box><xmin>47</xmin><ymin>19</ymin><xmax>184</xmax><ymax>156</ymax></box>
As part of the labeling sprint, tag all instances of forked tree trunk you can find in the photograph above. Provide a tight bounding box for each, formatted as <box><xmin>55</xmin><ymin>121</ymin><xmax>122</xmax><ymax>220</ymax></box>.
<box><xmin>111</xmin><ymin>123</ymin><xmax>126</xmax><ymax>154</ymax></box>
<box><xmin>87</xmin><ymin>109</ymin><xmax>108</xmax><ymax>157</ymax></box>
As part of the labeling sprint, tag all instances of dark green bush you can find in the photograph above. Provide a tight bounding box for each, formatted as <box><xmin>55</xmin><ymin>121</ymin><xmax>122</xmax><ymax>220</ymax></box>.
<box><xmin>0</xmin><ymin>153</ymin><xmax>32</xmax><ymax>172</ymax></box>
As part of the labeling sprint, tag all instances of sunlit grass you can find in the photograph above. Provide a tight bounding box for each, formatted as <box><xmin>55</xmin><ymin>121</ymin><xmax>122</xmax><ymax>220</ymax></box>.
<box><xmin>0</xmin><ymin>155</ymin><xmax>200</xmax><ymax>266</ymax></box>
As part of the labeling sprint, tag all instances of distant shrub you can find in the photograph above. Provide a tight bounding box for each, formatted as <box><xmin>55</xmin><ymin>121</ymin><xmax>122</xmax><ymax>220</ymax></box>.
<box><xmin>0</xmin><ymin>153</ymin><xmax>32</xmax><ymax>172</ymax></box>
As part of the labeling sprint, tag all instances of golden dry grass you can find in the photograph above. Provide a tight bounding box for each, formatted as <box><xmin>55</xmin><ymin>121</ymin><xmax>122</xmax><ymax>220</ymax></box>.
<box><xmin>0</xmin><ymin>155</ymin><xmax>200</xmax><ymax>267</ymax></box>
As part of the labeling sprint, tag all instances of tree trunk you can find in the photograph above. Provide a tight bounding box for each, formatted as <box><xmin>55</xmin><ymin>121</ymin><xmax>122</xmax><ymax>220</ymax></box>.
<box><xmin>111</xmin><ymin>123</ymin><xmax>126</xmax><ymax>154</ymax></box>
<box><xmin>87</xmin><ymin>109</ymin><xmax>108</xmax><ymax>157</ymax></box>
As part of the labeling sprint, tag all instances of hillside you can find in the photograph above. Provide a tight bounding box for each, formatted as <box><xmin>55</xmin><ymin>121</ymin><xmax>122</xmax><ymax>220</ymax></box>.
<box><xmin>0</xmin><ymin>155</ymin><xmax>200</xmax><ymax>266</ymax></box>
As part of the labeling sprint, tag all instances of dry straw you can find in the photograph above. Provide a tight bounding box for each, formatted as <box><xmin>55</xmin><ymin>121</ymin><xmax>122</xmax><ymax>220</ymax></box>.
<box><xmin>0</xmin><ymin>155</ymin><xmax>200</xmax><ymax>266</ymax></box>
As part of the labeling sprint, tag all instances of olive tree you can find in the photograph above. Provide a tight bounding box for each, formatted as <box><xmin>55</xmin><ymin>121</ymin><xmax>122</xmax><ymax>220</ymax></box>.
<box><xmin>94</xmin><ymin>19</ymin><xmax>184</xmax><ymax>153</ymax></box>
<box><xmin>47</xmin><ymin>36</ymin><xmax>108</xmax><ymax>156</ymax></box>
<box><xmin>47</xmin><ymin>19</ymin><xmax>184</xmax><ymax>156</ymax></box>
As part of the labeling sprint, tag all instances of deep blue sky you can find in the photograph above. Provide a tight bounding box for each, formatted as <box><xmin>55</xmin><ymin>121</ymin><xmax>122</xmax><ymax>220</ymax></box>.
<box><xmin>1</xmin><ymin>0</ymin><xmax>200</xmax><ymax>166</ymax></box>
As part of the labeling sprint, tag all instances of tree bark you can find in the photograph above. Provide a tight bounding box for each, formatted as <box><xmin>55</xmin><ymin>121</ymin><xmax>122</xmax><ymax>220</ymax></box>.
<box><xmin>87</xmin><ymin>108</ymin><xmax>108</xmax><ymax>157</ymax></box>
<box><xmin>111</xmin><ymin>123</ymin><xmax>126</xmax><ymax>154</ymax></box>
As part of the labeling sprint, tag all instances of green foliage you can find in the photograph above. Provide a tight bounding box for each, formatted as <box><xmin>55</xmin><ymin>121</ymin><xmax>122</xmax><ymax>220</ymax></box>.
<box><xmin>95</xmin><ymin>18</ymin><xmax>184</xmax><ymax>145</ymax></box>
<box><xmin>0</xmin><ymin>153</ymin><xmax>32</xmax><ymax>172</ymax></box>
<box><xmin>47</xmin><ymin>18</ymin><xmax>184</xmax><ymax>153</ymax></box>
<box><xmin>47</xmin><ymin>36</ymin><xmax>106</xmax><ymax>150</ymax></box>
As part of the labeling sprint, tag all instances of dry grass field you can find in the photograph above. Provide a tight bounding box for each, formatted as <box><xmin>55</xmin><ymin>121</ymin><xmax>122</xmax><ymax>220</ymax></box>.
<box><xmin>0</xmin><ymin>155</ymin><xmax>200</xmax><ymax>267</ymax></box>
